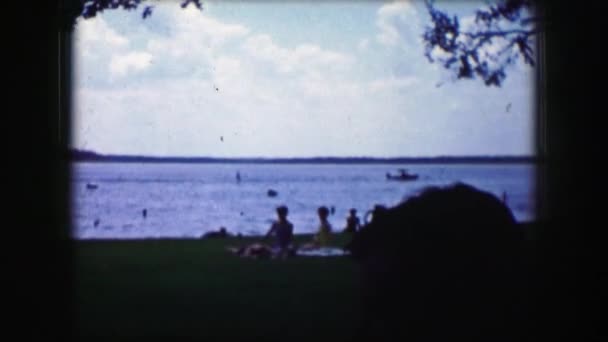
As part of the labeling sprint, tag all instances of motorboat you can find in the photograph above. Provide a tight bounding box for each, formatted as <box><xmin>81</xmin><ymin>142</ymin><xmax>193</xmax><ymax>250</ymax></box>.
<box><xmin>386</xmin><ymin>169</ymin><xmax>419</xmax><ymax>181</ymax></box>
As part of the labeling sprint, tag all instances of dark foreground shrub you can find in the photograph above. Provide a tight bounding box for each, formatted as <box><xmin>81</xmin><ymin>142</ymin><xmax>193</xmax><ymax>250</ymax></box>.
<box><xmin>347</xmin><ymin>183</ymin><xmax>530</xmax><ymax>341</ymax></box>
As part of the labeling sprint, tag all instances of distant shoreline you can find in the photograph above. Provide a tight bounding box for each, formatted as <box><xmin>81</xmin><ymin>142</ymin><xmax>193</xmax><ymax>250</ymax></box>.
<box><xmin>69</xmin><ymin>150</ymin><xmax>540</xmax><ymax>165</ymax></box>
<box><xmin>74</xmin><ymin>221</ymin><xmax>538</xmax><ymax>241</ymax></box>
<box><xmin>70</xmin><ymin>156</ymin><xmax>540</xmax><ymax>164</ymax></box>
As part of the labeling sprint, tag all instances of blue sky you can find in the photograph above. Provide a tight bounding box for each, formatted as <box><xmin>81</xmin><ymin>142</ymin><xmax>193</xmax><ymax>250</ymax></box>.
<box><xmin>72</xmin><ymin>0</ymin><xmax>537</xmax><ymax>157</ymax></box>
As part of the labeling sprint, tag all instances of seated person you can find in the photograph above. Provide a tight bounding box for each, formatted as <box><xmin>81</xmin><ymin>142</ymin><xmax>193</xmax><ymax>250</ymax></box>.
<box><xmin>201</xmin><ymin>227</ymin><xmax>231</xmax><ymax>239</ymax></box>
<box><xmin>343</xmin><ymin>208</ymin><xmax>361</xmax><ymax>233</ymax></box>
<box><xmin>299</xmin><ymin>206</ymin><xmax>333</xmax><ymax>251</ymax></box>
<box><xmin>264</xmin><ymin>205</ymin><xmax>294</xmax><ymax>259</ymax></box>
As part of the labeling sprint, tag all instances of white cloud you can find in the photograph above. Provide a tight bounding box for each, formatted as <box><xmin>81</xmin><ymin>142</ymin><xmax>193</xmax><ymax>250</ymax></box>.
<box><xmin>144</xmin><ymin>5</ymin><xmax>250</xmax><ymax>63</ymax></box>
<box><xmin>242</xmin><ymin>34</ymin><xmax>285</xmax><ymax>68</ymax></box>
<box><xmin>371</xmin><ymin>0</ymin><xmax>433</xmax><ymax>81</ymax></box>
<box><xmin>368</xmin><ymin>76</ymin><xmax>419</xmax><ymax>92</ymax></box>
<box><xmin>358</xmin><ymin>38</ymin><xmax>369</xmax><ymax>51</ymax></box>
<box><xmin>213</xmin><ymin>56</ymin><xmax>242</xmax><ymax>81</ymax></box>
<box><xmin>376</xmin><ymin>0</ymin><xmax>420</xmax><ymax>47</ymax></box>
<box><xmin>74</xmin><ymin>16</ymin><xmax>130</xmax><ymax>78</ymax></box>
<box><xmin>75</xmin><ymin>16</ymin><xmax>129</xmax><ymax>49</ymax></box>
<box><xmin>243</xmin><ymin>34</ymin><xmax>354</xmax><ymax>75</ymax></box>
<box><xmin>109</xmin><ymin>52</ymin><xmax>153</xmax><ymax>77</ymax></box>
<box><xmin>75</xmin><ymin>5</ymin><xmax>251</xmax><ymax>84</ymax></box>
<box><xmin>175</xmin><ymin>5</ymin><xmax>250</xmax><ymax>43</ymax></box>
<box><xmin>141</xmin><ymin>10</ymin><xmax>250</xmax><ymax>79</ymax></box>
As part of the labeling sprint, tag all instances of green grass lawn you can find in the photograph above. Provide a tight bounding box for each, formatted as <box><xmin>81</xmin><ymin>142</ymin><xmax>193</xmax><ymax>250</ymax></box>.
<box><xmin>74</xmin><ymin>234</ymin><xmax>361</xmax><ymax>340</ymax></box>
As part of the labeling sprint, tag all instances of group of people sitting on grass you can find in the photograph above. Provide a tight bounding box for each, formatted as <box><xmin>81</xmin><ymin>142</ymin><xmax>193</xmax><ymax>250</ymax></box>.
<box><xmin>224</xmin><ymin>205</ymin><xmax>361</xmax><ymax>259</ymax></box>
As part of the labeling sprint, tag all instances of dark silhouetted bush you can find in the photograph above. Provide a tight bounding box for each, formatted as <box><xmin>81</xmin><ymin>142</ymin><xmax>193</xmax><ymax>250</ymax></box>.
<box><xmin>347</xmin><ymin>182</ymin><xmax>530</xmax><ymax>341</ymax></box>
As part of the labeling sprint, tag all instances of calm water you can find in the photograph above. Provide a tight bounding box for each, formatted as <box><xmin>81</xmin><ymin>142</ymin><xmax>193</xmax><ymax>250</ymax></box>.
<box><xmin>71</xmin><ymin>162</ymin><xmax>536</xmax><ymax>239</ymax></box>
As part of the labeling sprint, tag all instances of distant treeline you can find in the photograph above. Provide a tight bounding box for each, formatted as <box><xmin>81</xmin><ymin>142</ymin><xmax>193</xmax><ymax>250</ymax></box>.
<box><xmin>69</xmin><ymin>149</ymin><xmax>540</xmax><ymax>164</ymax></box>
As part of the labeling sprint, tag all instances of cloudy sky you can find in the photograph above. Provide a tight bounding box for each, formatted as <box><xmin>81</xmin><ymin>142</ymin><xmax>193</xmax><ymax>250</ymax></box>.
<box><xmin>71</xmin><ymin>0</ymin><xmax>537</xmax><ymax>158</ymax></box>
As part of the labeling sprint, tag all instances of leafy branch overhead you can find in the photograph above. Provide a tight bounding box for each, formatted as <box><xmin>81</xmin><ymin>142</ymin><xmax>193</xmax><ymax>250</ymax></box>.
<box><xmin>61</xmin><ymin>0</ymin><xmax>203</xmax><ymax>29</ymax></box>
<box><xmin>423</xmin><ymin>0</ymin><xmax>540</xmax><ymax>87</ymax></box>
<box><xmin>82</xmin><ymin>0</ymin><xmax>202</xmax><ymax>18</ymax></box>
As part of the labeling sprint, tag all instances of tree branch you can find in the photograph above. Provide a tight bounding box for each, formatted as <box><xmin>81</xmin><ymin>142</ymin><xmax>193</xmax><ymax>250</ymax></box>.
<box><xmin>423</xmin><ymin>0</ymin><xmax>540</xmax><ymax>86</ymax></box>
<box><xmin>464</xmin><ymin>28</ymin><xmax>540</xmax><ymax>39</ymax></box>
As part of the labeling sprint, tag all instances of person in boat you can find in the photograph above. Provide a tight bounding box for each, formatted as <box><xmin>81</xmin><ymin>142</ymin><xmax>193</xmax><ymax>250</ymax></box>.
<box><xmin>300</xmin><ymin>206</ymin><xmax>333</xmax><ymax>251</ymax></box>
<box><xmin>343</xmin><ymin>208</ymin><xmax>361</xmax><ymax>233</ymax></box>
<box><xmin>264</xmin><ymin>205</ymin><xmax>294</xmax><ymax>259</ymax></box>
<box><xmin>398</xmin><ymin>168</ymin><xmax>417</xmax><ymax>178</ymax></box>
<box><xmin>386</xmin><ymin>169</ymin><xmax>409</xmax><ymax>179</ymax></box>
<box><xmin>386</xmin><ymin>169</ymin><xmax>418</xmax><ymax>180</ymax></box>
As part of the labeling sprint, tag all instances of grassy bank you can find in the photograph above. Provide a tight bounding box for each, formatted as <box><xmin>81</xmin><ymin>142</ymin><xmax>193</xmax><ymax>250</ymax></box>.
<box><xmin>73</xmin><ymin>222</ymin><xmax>540</xmax><ymax>340</ymax></box>
<box><xmin>74</xmin><ymin>234</ymin><xmax>360</xmax><ymax>340</ymax></box>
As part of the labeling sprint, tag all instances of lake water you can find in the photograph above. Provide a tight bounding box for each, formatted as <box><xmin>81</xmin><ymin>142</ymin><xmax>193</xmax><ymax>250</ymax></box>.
<box><xmin>71</xmin><ymin>162</ymin><xmax>537</xmax><ymax>239</ymax></box>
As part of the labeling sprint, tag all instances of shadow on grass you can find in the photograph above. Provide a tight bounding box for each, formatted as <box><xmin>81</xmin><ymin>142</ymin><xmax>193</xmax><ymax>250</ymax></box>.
<box><xmin>74</xmin><ymin>234</ymin><xmax>360</xmax><ymax>340</ymax></box>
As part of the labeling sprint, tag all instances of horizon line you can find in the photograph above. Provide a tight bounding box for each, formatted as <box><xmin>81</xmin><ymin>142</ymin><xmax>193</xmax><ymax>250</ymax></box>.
<box><xmin>70</xmin><ymin>149</ymin><xmax>538</xmax><ymax>162</ymax></box>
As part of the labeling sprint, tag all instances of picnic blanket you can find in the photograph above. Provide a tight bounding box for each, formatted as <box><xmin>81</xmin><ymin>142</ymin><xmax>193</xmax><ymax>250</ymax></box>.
<box><xmin>295</xmin><ymin>247</ymin><xmax>350</xmax><ymax>257</ymax></box>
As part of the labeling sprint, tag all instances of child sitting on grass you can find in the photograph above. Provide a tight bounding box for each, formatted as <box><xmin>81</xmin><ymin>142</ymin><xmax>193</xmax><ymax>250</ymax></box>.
<box><xmin>299</xmin><ymin>206</ymin><xmax>333</xmax><ymax>251</ymax></box>
<box><xmin>343</xmin><ymin>208</ymin><xmax>361</xmax><ymax>233</ymax></box>
<box><xmin>264</xmin><ymin>205</ymin><xmax>295</xmax><ymax>259</ymax></box>
<box><xmin>226</xmin><ymin>206</ymin><xmax>296</xmax><ymax>260</ymax></box>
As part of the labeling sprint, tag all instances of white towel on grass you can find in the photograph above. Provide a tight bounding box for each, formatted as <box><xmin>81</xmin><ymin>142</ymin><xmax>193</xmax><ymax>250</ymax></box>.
<box><xmin>296</xmin><ymin>247</ymin><xmax>350</xmax><ymax>257</ymax></box>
